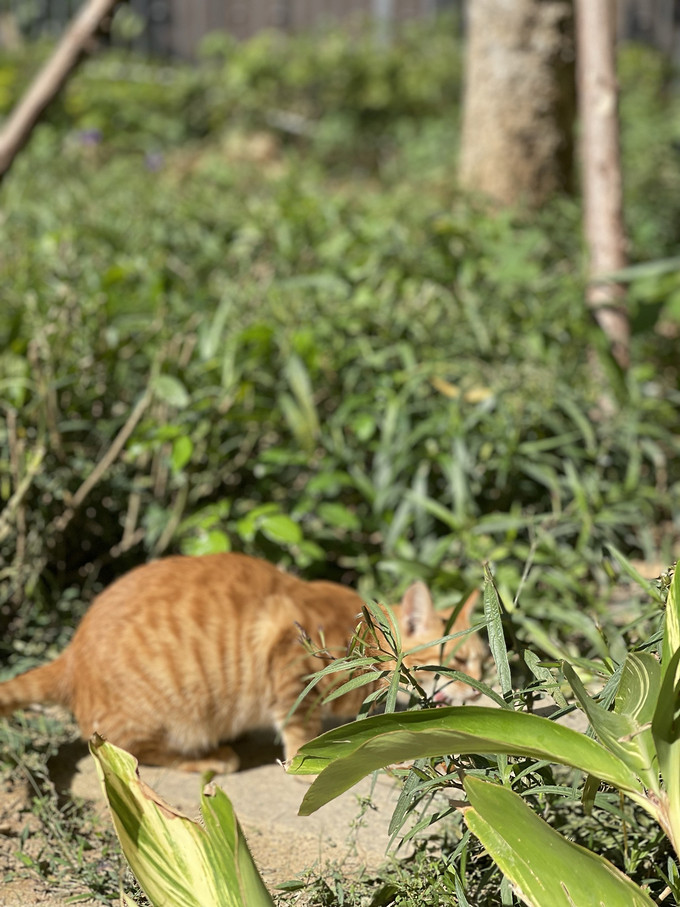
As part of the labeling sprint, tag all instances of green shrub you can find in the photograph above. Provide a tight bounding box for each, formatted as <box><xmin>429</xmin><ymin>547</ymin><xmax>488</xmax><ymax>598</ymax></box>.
<box><xmin>1</xmin><ymin>22</ymin><xmax>679</xmax><ymax>674</ymax></box>
<box><xmin>288</xmin><ymin>562</ymin><xmax>679</xmax><ymax>904</ymax></box>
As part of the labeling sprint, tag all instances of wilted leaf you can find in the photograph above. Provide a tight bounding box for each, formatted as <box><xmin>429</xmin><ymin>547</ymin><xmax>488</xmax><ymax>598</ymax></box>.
<box><xmin>90</xmin><ymin>736</ymin><xmax>273</xmax><ymax>907</ymax></box>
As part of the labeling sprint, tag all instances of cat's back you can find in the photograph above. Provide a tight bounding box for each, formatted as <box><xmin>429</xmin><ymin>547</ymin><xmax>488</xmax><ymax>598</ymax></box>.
<box><xmin>69</xmin><ymin>552</ymin><xmax>311</xmax><ymax>659</ymax></box>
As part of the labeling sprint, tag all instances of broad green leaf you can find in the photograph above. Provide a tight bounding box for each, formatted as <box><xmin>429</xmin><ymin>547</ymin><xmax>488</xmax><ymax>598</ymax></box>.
<box><xmin>463</xmin><ymin>776</ymin><xmax>656</xmax><ymax>907</ymax></box>
<box><xmin>90</xmin><ymin>736</ymin><xmax>273</xmax><ymax>907</ymax></box>
<box><xmin>259</xmin><ymin>513</ymin><xmax>302</xmax><ymax>545</ymax></box>
<box><xmin>662</xmin><ymin>568</ymin><xmax>680</xmax><ymax>680</ymax></box>
<box><xmin>615</xmin><ymin>652</ymin><xmax>661</xmax><ymax>725</ymax></box>
<box><xmin>181</xmin><ymin>530</ymin><xmax>231</xmax><ymax>556</ymax></box>
<box><xmin>655</xmin><ymin>569</ymin><xmax>680</xmax><ymax>855</ymax></box>
<box><xmin>562</xmin><ymin>657</ymin><xmax>660</xmax><ymax>791</ymax></box>
<box><xmin>235</xmin><ymin>503</ymin><xmax>279</xmax><ymax>542</ymax></box>
<box><xmin>652</xmin><ymin>645</ymin><xmax>680</xmax><ymax>857</ymax></box>
<box><xmin>171</xmin><ymin>436</ymin><xmax>194</xmax><ymax>472</ymax></box>
<box><xmin>288</xmin><ymin>706</ymin><xmax>644</xmax><ymax>815</ymax></box>
<box><xmin>152</xmin><ymin>374</ymin><xmax>190</xmax><ymax>408</ymax></box>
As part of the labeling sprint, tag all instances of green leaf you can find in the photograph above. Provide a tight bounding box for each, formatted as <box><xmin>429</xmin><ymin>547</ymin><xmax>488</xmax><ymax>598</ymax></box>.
<box><xmin>259</xmin><ymin>513</ymin><xmax>302</xmax><ymax>545</ymax></box>
<box><xmin>152</xmin><ymin>374</ymin><xmax>191</xmax><ymax>408</ymax></box>
<box><xmin>483</xmin><ymin>565</ymin><xmax>512</xmax><ymax>699</ymax></box>
<box><xmin>463</xmin><ymin>776</ymin><xmax>656</xmax><ymax>907</ymax></box>
<box><xmin>288</xmin><ymin>706</ymin><xmax>644</xmax><ymax>815</ymax></box>
<box><xmin>171</xmin><ymin>436</ymin><xmax>194</xmax><ymax>472</ymax></box>
<box><xmin>280</xmin><ymin>354</ymin><xmax>319</xmax><ymax>449</ymax></box>
<box><xmin>523</xmin><ymin>650</ymin><xmax>568</xmax><ymax>709</ymax></box>
<box><xmin>90</xmin><ymin>736</ymin><xmax>273</xmax><ymax>907</ymax></box>
<box><xmin>181</xmin><ymin>530</ymin><xmax>231</xmax><ymax>556</ymax></box>
<box><xmin>562</xmin><ymin>657</ymin><xmax>660</xmax><ymax>791</ymax></box>
<box><xmin>652</xmin><ymin>645</ymin><xmax>680</xmax><ymax>856</ymax></box>
<box><xmin>350</xmin><ymin>413</ymin><xmax>376</xmax><ymax>442</ymax></box>
<box><xmin>662</xmin><ymin>568</ymin><xmax>680</xmax><ymax>679</ymax></box>
<box><xmin>653</xmin><ymin>568</ymin><xmax>680</xmax><ymax>854</ymax></box>
<box><xmin>318</xmin><ymin>501</ymin><xmax>361</xmax><ymax>531</ymax></box>
<box><xmin>607</xmin><ymin>545</ymin><xmax>666</xmax><ymax>603</ymax></box>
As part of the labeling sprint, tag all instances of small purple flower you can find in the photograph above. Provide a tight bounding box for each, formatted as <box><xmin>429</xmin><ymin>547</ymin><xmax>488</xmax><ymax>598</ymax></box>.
<box><xmin>78</xmin><ymin>128</ymin><xmax>103</xmax><ymax>146</ymax></box>
<box><xmin>145</xmin><ymin>151</ymin><xmax>164</xmax><ymax>172</ymax></box>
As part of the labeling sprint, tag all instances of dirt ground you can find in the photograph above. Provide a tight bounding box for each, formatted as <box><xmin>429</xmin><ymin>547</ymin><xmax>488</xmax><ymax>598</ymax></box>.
<box><xmin>0</xmin><ymin>690</ymin><xmax>595</xmax><ymax>906</ymax></box>
<box><xmin>0</xmin><ymin>726</ymin><xmax>410</xmax><ymax>906</ymax></box>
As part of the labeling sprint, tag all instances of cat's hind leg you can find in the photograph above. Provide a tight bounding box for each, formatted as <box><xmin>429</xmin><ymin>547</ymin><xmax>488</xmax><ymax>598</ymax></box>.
<box><xmin>117</xmin><ymin>738</ymin><xmax>240</xmax><ymax>774</ymax></box>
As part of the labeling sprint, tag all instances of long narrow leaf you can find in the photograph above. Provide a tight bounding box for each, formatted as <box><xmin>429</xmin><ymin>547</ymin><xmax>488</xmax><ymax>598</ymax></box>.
<box><xmin>287</xmin><ymin>707</ymin><xmax>645</xmax><ymax>815</ymax></box>
<box><xmin>654</xmin><ymin>568</ymin><xmax>680</xmax><ymax>855</ymax></box>
<box><xmin>607</xmin><ymin>545</ymin><xmax>666</xmax><ymax>603</ymax></box>
<box><xmin>463</xmin><ymin>776</ymin><xmax>655</xmax><ymax>907</ymax></box>
<box><xmin>483</xmin><ymin>565</ymin><xmax>512</xmax><ymax>698</ymax></box>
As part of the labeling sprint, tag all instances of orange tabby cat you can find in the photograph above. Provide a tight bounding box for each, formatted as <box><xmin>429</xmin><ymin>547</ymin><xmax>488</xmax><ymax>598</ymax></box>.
<box><xmin>0</xmin><ymin>553</ymin><xmax>485</xmax><ymax>772</ymax></box>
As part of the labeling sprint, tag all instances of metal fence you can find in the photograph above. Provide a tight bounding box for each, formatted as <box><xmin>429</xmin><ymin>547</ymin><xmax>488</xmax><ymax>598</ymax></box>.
<box><xmin>0</xmin><ymin>0</ymin><xmax>460</xmax><ymax>56</ymax></box>
<box><xmin>1</xmin><ymin>0</ymin><xmax>679</xmax><ymax>59</ymax></box>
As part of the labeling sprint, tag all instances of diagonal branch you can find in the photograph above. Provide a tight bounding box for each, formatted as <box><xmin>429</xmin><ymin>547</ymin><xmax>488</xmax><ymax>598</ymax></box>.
<box><xmin>0</xmin><ymin>0</ymin><xmax>120</xmax><ymax>180</ymax></box>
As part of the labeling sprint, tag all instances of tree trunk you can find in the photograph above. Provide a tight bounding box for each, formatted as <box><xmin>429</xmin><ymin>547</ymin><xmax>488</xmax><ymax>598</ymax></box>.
<box><xmin>459</xmin><ymin>0</ymin><xmax>576</xmax><ymax>207</ymax></box>
<box><xmin>575</xmin><ymin>0</ymin><xmax>630</xmax><ymax>370</ymax></box>
<box><xmin>0</xmin><ymin>0</ymin><xmax>119</xmax><ymax>182</ymax></box>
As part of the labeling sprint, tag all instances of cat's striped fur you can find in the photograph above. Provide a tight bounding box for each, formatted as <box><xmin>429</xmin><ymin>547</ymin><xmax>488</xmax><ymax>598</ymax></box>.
<box><xmin>0</xmin><ymin>553</ymin><xmax>485</xmax><ymax>772</ymax></box>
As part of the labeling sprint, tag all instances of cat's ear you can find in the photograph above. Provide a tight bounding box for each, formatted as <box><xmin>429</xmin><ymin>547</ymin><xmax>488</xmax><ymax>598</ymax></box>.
<box><xmin>399</xmin><ymin>582</ymin><xmax>435</xmax><ymax>637</ymax></box>
<box><xmin>454</xmin><ymin>589</ymin><xmax>480</xmax><ymax>628</ymax></box>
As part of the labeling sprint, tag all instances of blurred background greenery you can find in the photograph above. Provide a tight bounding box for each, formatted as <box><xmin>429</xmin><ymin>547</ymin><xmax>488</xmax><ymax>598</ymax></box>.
<box><xmin>1</xmin><ymin>15</ymin><xmax>679</xmax><ymax>675</ymax></box>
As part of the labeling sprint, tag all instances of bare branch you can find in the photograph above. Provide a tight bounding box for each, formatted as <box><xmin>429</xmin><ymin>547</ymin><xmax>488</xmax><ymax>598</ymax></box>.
<box><xmin>0</xmin><ymin>0</ymin><xmax>120</xmax><ymax>180</ymax></box>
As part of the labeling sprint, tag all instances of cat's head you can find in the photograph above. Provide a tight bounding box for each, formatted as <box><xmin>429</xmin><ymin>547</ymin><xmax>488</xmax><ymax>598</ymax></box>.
<box><xmin>388</xmin><ymin>581</ymin><xmax>487</xmax><ymax>706</ymax></box>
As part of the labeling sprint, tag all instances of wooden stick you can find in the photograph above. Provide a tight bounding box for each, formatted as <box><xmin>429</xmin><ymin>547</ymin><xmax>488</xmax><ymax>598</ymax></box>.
<box><xmin>0</xmin><ymin>0</ymin><xmax>120</xmax><ymax>180</ymax></box>
<box><xmin>52</xmin><ymin>389</ymin><xmax>152</xmax><ymax>535</ymax></box>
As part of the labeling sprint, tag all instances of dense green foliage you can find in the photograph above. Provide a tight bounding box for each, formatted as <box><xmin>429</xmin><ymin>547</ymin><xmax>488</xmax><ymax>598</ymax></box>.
<box><xmin>1</xmin><ymin>22</ymin><xmax>680</xmax><ymax>671</ymax></box>
<box><xmin>1</xmin><ymin>15</ymin><xmax>680</xmax><ymax>906</ymax></box>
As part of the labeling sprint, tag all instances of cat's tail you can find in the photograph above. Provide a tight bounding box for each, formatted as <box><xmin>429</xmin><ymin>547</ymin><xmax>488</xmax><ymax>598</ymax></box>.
<box><xmin>0</xmin><ymin>654</ymin><xmax>71</xmax><ymax>716</ymax></box>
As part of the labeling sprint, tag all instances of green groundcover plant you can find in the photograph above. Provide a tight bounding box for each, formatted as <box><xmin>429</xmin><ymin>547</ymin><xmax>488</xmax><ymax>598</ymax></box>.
<box><xmin>92</xmin><ymin>558</ymin><xmax>678</xmax><ymax>905</ymax></box>
<box><xmin>1</xmin><ymin>26</ymin><xmax>680</xmax><ymax>677</ymax></box>
<box><xmin>287</xmin><ymin>564</ymin><xmax>680</xmax><ymax>904</ymax></box>
<box><xmin>1</xmin><ymin>18</ymin><xmax>680</xmax><ymax>905</ymax></box>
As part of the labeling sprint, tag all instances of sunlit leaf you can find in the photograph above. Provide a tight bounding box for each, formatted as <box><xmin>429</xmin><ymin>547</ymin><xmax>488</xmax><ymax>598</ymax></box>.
<box><xmin>463</xmin><ymin>776</ymin><xmax>656</xmax><ymax>907</ymax></box>
<box><xmin>563</xmin><ymin>656</ymin><xmax>660</xmax><ymax>791</ymax></box>
<box><xmin>259</xmin><ymin>513</ymin><xmax>302</xmax><ymax>545</ymax></box>
<box><xmin>171</xmin><ymin>436</ymin><xmax>193</xmax><ymax>472</ymax></box>
<box><xmin>288</xmin><ymin>706</ymin><xmax>644</xmax><ymax>815</ymax></box>
<box><xmin>90</xmin><ymin>736</ymin><xmax>273</xmax><ymax>907</ymax></box>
